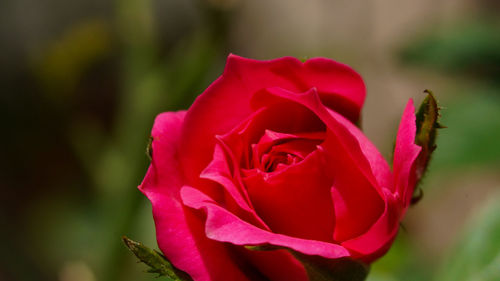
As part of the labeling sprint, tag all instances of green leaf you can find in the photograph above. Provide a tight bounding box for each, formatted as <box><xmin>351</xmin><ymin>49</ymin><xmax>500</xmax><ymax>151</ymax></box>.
<box><xmin>412</xmin><ymin>90</ymin><xmax>444</xmax><ymax>203</ymax></box>
<box><xmin>246</xmin><ymin>244</ymin><xmax>369</xmax><ymax>281</ymax></box>
<box><xmin>122</xmin><ymin>236</ymin><xmax>192</xmax><ymax>281</ymax></box>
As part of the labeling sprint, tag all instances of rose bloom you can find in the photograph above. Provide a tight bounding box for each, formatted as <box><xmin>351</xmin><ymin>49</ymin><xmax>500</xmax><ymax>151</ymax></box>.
<box><xmin>140</xmin><ymin>55</ymin><xmax>421</xmax><ymax>281</ymax></box>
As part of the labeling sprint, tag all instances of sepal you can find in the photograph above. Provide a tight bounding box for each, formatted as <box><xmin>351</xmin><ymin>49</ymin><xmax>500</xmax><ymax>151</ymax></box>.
<box><xmin>246</xmin><ymin>244</ymin><xmax>368</xmax><ymax>281</ymax></box>
<box><xmin>122</xmin><ymin>236</ymin><xmax>192</xmax><ymax>281</ymax></box>
<box><xmin>412</xmin><ymin>89</ymin><xmax>444</xmax><ymax>203</ymax></box>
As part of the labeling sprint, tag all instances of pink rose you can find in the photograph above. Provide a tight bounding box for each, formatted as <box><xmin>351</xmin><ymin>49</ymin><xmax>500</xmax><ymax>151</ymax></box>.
<box><xmin>140</xmin><ymin>55</ymin><xmax>422</xmax><ymax>281</ymax></box>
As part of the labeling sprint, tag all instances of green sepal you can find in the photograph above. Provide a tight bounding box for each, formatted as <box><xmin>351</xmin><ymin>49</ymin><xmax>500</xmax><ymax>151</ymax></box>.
<box><xmin>122</xmin><ymin>236</ymin><xmax>192</xmax><ymax>281</ymax></box>
<box><xmin>412</xmin><ymin>89</ymin><xmax>444</xmax><ymax>203</ymax></box>
<box><xmin>245</xmin><ymin>244</ymin><xmax>369</xmax><ymax>281</ymax></box>
<box><xmin>354</xmin><ymin>114</ymin><xmax>362</xmax><ymax>129</ymax></box>
<box><xmin>300</xmin><ymin>56</ymin><xmax>310</xmax><ymax>63</ymax></box>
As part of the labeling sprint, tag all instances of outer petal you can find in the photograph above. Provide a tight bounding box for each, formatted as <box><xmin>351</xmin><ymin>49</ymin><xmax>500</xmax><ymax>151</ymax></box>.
<box><xmin>181</xmin><ymin>186</ymin><xmax>351</xmax><ymax>260</ymax></box>
<box><xmin>326</xmin><ymin>108</ymin><xmax>393</xmax><ymax>190</ymax></box>
<box><xmin>303</xmin><ymin>57</ymin><xmax>366</xmax><ymax>120</ymax></box>
<box><xmin>340</xmin><ymin>189</ymin><xmax>400</xmax><ymax>263</ymax></box>
<box><xmin>140</xmin><ymin>111</ymin><xmax>251</xmax><ymax>281</ymax></box>
<box><xmin>341</xmin><ymin>100</ymin><xmax>422</xmax><ymax>261</ymax></box>
<box><xmin>179</xmin><ymin>54</ymin><xmax>366</xmax><ymax>186</ymax></box>
<box><xmin>393</xmin><ymin>100</ymin><xmax>422</xmax><ymax>210</ymax></box>
<box><xmin>322</xmin><ymin>132</ymin><xmax>385</xmax><ymax>242</ymax></box>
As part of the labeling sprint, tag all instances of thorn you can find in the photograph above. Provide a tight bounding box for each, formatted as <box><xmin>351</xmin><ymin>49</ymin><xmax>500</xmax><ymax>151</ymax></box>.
<box><xmin>436</xmin><ymin>123</ymin><xmax>447</xmax><ymax>129</ymax></box>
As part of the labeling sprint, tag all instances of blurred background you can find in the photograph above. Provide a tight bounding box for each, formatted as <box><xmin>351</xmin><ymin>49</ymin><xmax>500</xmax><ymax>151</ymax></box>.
<box><xmin>1</xmin><ymin>0</ymin><xmax>499</xmax><ymax>280</ymax></box>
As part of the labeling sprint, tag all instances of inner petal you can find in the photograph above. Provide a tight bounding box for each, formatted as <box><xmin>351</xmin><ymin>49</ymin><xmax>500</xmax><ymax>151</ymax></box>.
<box><xmin>218</xmin><ymin>102</ymin><xmax>325</xmax><ymax>170</ymax></box>
<box><xmin>243</xmin><ymin>149</ymin><xmax>335</xmax><ymax>243</ymax></box>
<box><xmin>320</xmin><ymin>131</ymin><xmax>385</xmax><ymax>242</ymax></box>
<box><xmin>252</xmin><ymin>130</ymin><xmax>324</xmax><ymax>173</ymax></box>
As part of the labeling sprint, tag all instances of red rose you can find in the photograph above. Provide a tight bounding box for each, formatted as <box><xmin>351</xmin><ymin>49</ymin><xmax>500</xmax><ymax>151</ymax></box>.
<box><xmin>140</xmin><ymin>55</ymin><xmax>422</xmax><ymax>281</ymax></box>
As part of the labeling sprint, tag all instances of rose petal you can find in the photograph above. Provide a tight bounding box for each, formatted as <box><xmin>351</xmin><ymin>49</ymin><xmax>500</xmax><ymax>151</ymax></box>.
<box><xmin>303</xmin><ymin>57</ymin><xmax>366</xmax><ymax>120</ymax></box>
<box><xmin>255</xmin><ymin>130</ymin><xmax>325</xmax><ymax>159</ymax></box>
<box><xmin>393</xmin><ymin>99</ymin><xmax>422</xmax><ymax>211</ymax></box>
<box><xmin>244</xmin><ymin>148</ymin><xmax>336</xmax><ymax>242</ymax></box>
<box><xmin>266</xmin><ymin>138</ymin><xmax>321</xmax><ymax>160</ymax></box>
<box><xmin>220</xmin><ymin>103</ymin><xmax>325</xmax><ymax>171</ymax></box>
<box><xmin>250</xmin><ymin>87</ymin><xmax>388</xmax><ymax>243</ymax></box>
<box><xmin>243</xmin><ymin>249</ymin><xmax>309</xmax><ymax>281</ymax></box>
<box><xmin>200</xmin><ymin>141</ymin><xmax>270</xmax><ymax>229</ymax></box>
<box><xmin>140</xmin><ymin>111</ymin><xmax>251</xmax><ymax>281</ymax></box>
<box><xmin>340</xmin><ymin>189</ymin><xmax>400</xmax><ymax>262</ymax></box>
<box><xmin>193</xmin><ymin>140</ymin><xmax>311</xmax><ymax>281</ymax></box>
<box><xmin>340</xmin><ymin>100</ymin><xmax>422</xmax><ymax>261</ymax></box>
<box><xmin>179</xmin><ymin>55</ymin><xmax>366</xmax><ymax>186</ymax></box>
<box><xmin>181</xmin><ymin>185</ymin><xmax>351</xmax><ymax>259</ymax></box>
<box><xmin>326</xmin><ymin>108</ymin><xmax>393</xmax><ymax>191</ymax></box>
<box><xmin>322</xmin><ymin>132</ymin><xmax>385</xmax><ymax>242</ymax></box>
<box><xmin>252</xmin><ymin>87</ymin><xmax>383</xmax><ymax>193</ymax></box>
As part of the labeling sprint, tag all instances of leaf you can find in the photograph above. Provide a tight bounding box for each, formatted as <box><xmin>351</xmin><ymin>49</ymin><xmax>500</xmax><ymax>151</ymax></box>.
<box><xmin>245</xmin><ymin>244</ymin><xmax>369</xmax><ymax>281</ymax></box>
<box><xmin>122</xmin><ymin>236</ymin><xmax>192</xmax><ymax>281</ymax></box>
<box><xmin>412</xmin><ymin>90</ymin><xmax>444</xmax><ymax>203</ymax></box>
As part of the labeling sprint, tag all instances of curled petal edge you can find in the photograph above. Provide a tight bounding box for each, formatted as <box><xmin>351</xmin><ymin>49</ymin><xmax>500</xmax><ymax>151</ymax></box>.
<box><xmin>181</xmin><ymin>186</ymin><xmax>351</xmax><ymax>260</ymax></box>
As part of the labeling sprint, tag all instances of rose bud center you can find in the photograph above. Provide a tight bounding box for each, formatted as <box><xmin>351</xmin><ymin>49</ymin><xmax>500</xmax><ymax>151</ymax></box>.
<box><xmin>253</xmin><ymin>134</ymin><xmax>323</xmax><ymax>173</ymax></box>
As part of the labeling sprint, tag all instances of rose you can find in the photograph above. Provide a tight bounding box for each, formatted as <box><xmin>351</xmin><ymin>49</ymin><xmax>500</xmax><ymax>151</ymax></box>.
<box><xmin>140</xmin><ymin>55</ymin><xmax>422</xmax><ymax>281</ymax></box>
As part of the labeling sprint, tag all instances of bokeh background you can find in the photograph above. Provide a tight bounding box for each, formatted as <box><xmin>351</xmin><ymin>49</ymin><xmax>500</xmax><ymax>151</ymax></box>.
<box><xmin>1</xmin><ymin>0</ymin><xmax>500</xmax><ymax>280</ymax></box>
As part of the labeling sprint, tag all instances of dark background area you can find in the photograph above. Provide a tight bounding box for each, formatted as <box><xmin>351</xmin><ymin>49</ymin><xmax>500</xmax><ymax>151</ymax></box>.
<box><xmin>1</xmin><ymin>1</ymin><xmax>499</xmax><ymax>280</ymax></box>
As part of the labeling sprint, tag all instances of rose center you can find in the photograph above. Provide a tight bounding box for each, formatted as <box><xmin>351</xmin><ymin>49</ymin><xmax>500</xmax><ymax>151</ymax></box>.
<box><xmin>261</xmin><ymin>151</ymin><xmax>302</xmax><ymax>172</ymax></box>
<box><xmin>252</xmin><ymin>135</ymin><xmax>323</xmax><ymax>173</ymax></box>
